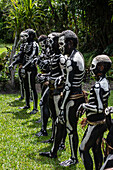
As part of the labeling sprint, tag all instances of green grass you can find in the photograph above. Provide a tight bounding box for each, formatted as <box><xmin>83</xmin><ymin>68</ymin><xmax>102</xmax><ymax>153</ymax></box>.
<box><xmin>0</xmin><ymin>91</ymin><xmax>113</xmax><ymax>170</ymax></box>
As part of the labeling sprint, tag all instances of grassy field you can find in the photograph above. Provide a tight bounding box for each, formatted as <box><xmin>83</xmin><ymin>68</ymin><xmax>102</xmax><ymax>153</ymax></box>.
<box><xmin>0</xmin><ymin>90</ymin><xmax>113</xmax><ymax>170</ymax></box>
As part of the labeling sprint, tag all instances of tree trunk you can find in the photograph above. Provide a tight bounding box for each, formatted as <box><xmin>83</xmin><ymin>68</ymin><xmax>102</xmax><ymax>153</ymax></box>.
<box><xmin>10</xmin><ymin>31</ymin><xmax>18</xmax><ymax>87</ymax></box>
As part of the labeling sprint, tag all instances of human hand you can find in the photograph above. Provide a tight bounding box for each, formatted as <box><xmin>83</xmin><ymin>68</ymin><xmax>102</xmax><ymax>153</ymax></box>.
<box><xmin>58</xmin><ymin>110</ymin><xmax>65</xmax><ymax>124</ymax></box>
<box><xmin>80</xmin><ymin>118</ymin><xmax>87</xmax><ymax>128</ymax></box>
<box><xmin>105</xmin><ymin>106</ymin><xmax>113</xmax><ymax>115</ymax></box>
<box><xmin>20</xmin><ymin>68</ymin><xmax>25</xmax><ymax>78</ymax></box>
<box><xmin>77</xmin><ymin>104</ymin><xmax>86</xmax><ymax>117</ymax></box>
<box><xmin>54</xmin><ymin>76</ymin><xmax>63</xmax><ymax>89</ymax></box>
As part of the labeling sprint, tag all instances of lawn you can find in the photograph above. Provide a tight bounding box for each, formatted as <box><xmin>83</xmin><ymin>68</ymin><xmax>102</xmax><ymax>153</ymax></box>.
<box><xmin>0</xmin><ymin>90</ymin><xmax>113</xmax><ymax>170</ymax></box>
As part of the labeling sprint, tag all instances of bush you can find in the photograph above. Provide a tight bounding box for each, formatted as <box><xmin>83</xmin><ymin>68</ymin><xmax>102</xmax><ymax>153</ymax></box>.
<box><xmin>0</xmin><ymin>47</ymin><xmax>11</xmax><ymax>82</ymax></box>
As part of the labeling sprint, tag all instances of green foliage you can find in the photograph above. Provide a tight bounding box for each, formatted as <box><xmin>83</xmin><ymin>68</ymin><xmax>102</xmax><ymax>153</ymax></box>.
<box><xmin>83</xmin><ymin>52</ymin><xmax>95</xmax><ymax>69</ymax></box>
<box><xmin>109</xmin><ymin>0</ymin><xmax>113</xmax><ymax>22</ymax></box>
<box><xmin>5</xmin><ymin>0</ymin><xmax>45</xmax><ymax>39</ymax></box>
<box><xmin>0</xmin><ymin>44</ymin><xmax>12</xmax><ymax>54</ymax></box>
<box><xmin>34</xmin><ymin>0</ymin><xmax>80</xmax><ymax>35</ymax></box>
<box><xmin>103</xmin><ymin>43</ymin><xmax>113</xmax><ymax>56</ymax></box>
<box><xmin>75</xmin><ymin>0</ymin><xmax>113</xmax><ymax>51</ymax></box>
<box><xmin>0</xmin><ymin>46</ymin><xmax>12</xmax><ymax>82</ymax></box>
<box><xmin>106</xmin><ymin>56</ymin><xmax>113</xmax><ymax>80</ymax></box>
<box><xmin>0</xmin><ymin>0</ymin><xmax>113</xmax><ymax>53</ymax></box>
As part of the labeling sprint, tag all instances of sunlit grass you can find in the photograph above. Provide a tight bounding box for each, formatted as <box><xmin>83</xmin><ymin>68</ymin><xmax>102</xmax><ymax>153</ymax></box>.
<box><xmin>0</xmin><ymin>91</ymin><xmax>113</xmax><ymax>169</ymax></box>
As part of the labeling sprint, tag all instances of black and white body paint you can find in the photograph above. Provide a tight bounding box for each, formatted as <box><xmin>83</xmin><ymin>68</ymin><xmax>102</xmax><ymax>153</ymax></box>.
<box><xmin>78</xmin><ymin>55</ymin><xmax>112</xmax><ymax>170</ymax></box>
<box><xmin>20</xmin><ymin>29</ymin><xmax>39</xmax><ymax>113</ymax></box>
<box><xmin>51</xmin><ymin>30</ymin><xmax>85</xmax><ymax>167</ymax></box>
<box><xmin>35</xmin><ymin>35</ymin><xmax>50</xmax><ymax>137</ymax></box>
<box><xmin>39</xmin><ymin>30</ymin><xmax>85</xmax><ymax>166</ymax></box>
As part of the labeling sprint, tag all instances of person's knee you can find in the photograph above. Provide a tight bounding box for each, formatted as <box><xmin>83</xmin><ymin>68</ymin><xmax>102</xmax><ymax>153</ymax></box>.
<box><xmin>79</xmin><ymin>145</ymin><xmax>84</xmax><ymax>156</ymax></box>
<box><xmin>79</xmin><ymin>142</ymin><xmax>87</xmax><ymax>158</ymax></box>
<box><xmin>79</xmin><ymin>147</ymin><xmax>86</xmax><ymax>164</ymax></box>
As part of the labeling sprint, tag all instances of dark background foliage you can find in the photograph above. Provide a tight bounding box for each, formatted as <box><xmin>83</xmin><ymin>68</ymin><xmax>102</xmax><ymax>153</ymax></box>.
<box><xmin>0</xmin><ymin>0</ymin><xmax>113</xmax><ymax>52</ymax></box>
<box><xmin>0</xmin><ymin>0</ymin><xmax>113</xmax><ymax>85</ymax></box>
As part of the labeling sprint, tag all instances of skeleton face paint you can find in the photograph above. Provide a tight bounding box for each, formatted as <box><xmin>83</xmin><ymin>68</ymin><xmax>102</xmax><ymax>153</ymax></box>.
<box><xmin>90</xmin><ymin>55</ymin><xmax>112</xmax><ymax>77</ymax></box>
<box><xmin>58</xmin><ymin>36</ymin><xmax>65</xmax><ymax>55</ymax></box>
<box><xmin>20</xmin><ymin>32</ymin><xmax>29</xmax><ymax>43</ymax></box>
<box><xmin>39</xmin><ymin>40</ymin><xmax>46</xmax><ymax>50</ymax></box>
<box><xmin>47</xmin><ymin>37</ymin><xmax>54</xmax><ymax>48</ymax></box>
<box><xmin>90</xmin><ymin>58</ymin><xmax>97</xmax><ymax>71</ymax></box>
<box><xmin>46</xmin><ymin>47</ymin><xmax>50</xmax><ymax>56</ymax></box>
<box><xmin>90</xmin><ymin>58</ymin><xmax>97</xmax><ymax>76</ymax></box>
<box><xmin>46</xmin><ymin>34</ymin><xmax>54</xmax><ymax>55</ymax></box>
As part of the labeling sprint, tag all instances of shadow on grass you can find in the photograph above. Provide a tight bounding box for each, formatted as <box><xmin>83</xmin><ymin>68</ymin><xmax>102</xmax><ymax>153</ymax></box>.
<box><xmin>8</xmin><ymin>99</ymin><xmax>25</xmax><ymax>107</ymax></box>
<box><xmin>27</xmin><ymin>145</ymin><xmax>62</xmax><ymax>168</ymax></box>
<box><xmin>1</xmin><ymin>108</ymin><xmax>32</xmax><ymax>119</ymax></box>
<box><xmin>21</xmin><ymin>117</ymin><xmax>42</xmax><ymax>126</ymax></box>
<box><xmin>23</xmin><ymin>119</ymin><xmax>51</xmax><ymax>129</ymax></box>
<box><xmin>27</xmin><ymin>146</ymin><xmax>77</xmax><ymax>170</ymax></box>
<box><xmin>21</xmin><ymin>127</ymin><xmax>52</xmax><ymax>144</ymax></box>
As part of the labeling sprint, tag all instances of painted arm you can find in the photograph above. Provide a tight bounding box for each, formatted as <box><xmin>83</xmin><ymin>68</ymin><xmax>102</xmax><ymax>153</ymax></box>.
<box><xmin>83</xmin><ymin>83</ymin><xmax>104</xmax><ymax>113</ymax></box>
<box><xmin>54</xmin><ymin>54</ymin><xmax>66</xmax><ymax>88</ymax></box>
<box><xmin>60</xmin><ymin>59</ymin><xmax>73</xmax><ymax>110</ymax></box>
<box><xmin>23</xmin><ymin>42</ymin><xmax>39</xmax><ymax>69</ymax></box>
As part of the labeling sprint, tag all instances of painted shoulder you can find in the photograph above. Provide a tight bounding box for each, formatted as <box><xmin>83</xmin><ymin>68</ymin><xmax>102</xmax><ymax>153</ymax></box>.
<box><xmin>60</xmin><ymin>54</ymin><xmax>67</xmax><ymax>65</ymax></box>
<box><xmin>73</xmin><ymin>51</ymin><xmax>85</xmax><ymax>71</ymax></box>
<box><xmin>33</xmin><ymin>41</ymin><xmax>39</xmax><ymax>48</ymax></box>
<box><xmin>100</xmin><ymin>78</ymin><xmax>110</xmax><ymax>91</ymax></box>
<box><xmin>95</xmin><ymin>78</ymin><xmax>109</xmax><ymax>91</ymax></box>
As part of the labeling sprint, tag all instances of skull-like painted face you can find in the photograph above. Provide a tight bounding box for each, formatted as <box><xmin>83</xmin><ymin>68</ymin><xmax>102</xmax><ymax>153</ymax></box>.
<box><xmin>47</xmin><ymin>34</ymin><xmax>54</xmax><ymax>48</ymax></box>
<box><xmin>46</xmin><ymin>34</ymin><xmax>54</xmax><ymax>55</ymax></box>
<box><xmin>90</xmin><ymin>55</ymin><xmax>112</xmax><ymax>76</ymax></box>
<box><xmin>58</xmin><ymin>36</ymin><xmax>65</xmax><ymax>55</ymax></box>
<box><xmin>90</xmin><ymin>58</ymin><xmax>97</xmax><ymax>71</ymax></box>
<box><xmin>90</xmin><ymin>57</ymin><xmax>99</xmax><ymax>76</ymax></box>
<box><xmin>20</xmin><ymin>32</ymin><xmax>29</xmax><ymax>43</ymax></box>
<box><xmin>39</xmin><ymin>39</ymin><xmax>47</xmax><ymax>51</ymax></box>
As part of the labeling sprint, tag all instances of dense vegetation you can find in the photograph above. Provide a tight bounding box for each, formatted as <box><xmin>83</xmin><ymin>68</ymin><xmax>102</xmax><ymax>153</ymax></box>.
<box><xmin>0</xmin><ymin>0</ymin><xmax>113</xmax><ymax>82</ymax></box>
<box><xmin>0</xmin><ymin>0</ymin><xmax>113</xmax><ymax>52</ymax></box>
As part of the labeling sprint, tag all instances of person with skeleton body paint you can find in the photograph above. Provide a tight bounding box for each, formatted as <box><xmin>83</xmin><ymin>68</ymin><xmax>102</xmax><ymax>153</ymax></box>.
<box><xmin>10</xmin><ymin>29</ymin><xmax>39</xmax><ymax>114</ymax></box>
<box><xmin>38</xmin><ymin>32</ymin><xmax>67</xmax><ymax>150</ymax></box>
<box><xmin>39</xmin><ymin>30</ymin><xmax>85</xmax><ymax>167</ymax></box>
<box><xmin>21</xmin><ymin>29</ymin><xmax>39</xmax><ymax>114</ymax></box>
<box><xmin>77</xmin><ymin>55</ymin><xmax>112</xmax><ymax>170</ymax></box>
<box><xmin>35</xmin><ymin>35</ymin><xmax>50</xmax><ymax>137</ymax></box>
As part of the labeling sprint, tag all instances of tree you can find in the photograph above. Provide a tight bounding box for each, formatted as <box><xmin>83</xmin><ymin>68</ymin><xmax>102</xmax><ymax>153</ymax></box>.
<box><xmin>3</xmin><ymin>0</ymin><xmax>45</xmax><ymax>86</ymax></box>
<box><xmin>1</xmin><ymin>0</ymin><xmax>113</xmax><ymax>55</ymax></box>
<box><xmin>75</xmin><ymin>0</ymin><xmax>113</xmax><ymax>51</ymax></box>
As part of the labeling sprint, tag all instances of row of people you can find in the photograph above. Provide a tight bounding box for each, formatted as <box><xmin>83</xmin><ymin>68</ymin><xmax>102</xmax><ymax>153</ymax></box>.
<box><xmin>38</xmin><ymin>30</ymin><xmax>85</xmax><ymax>166</ymax></box>
<box><xmin>9</xmin><ymin>28</ymin><xmax>113</xmax><ymax>169</ymax></box>
<box><xmin>38</xmin><ymin>30</ymin><xmax>113</xmax><ymax>169</ymax></box>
